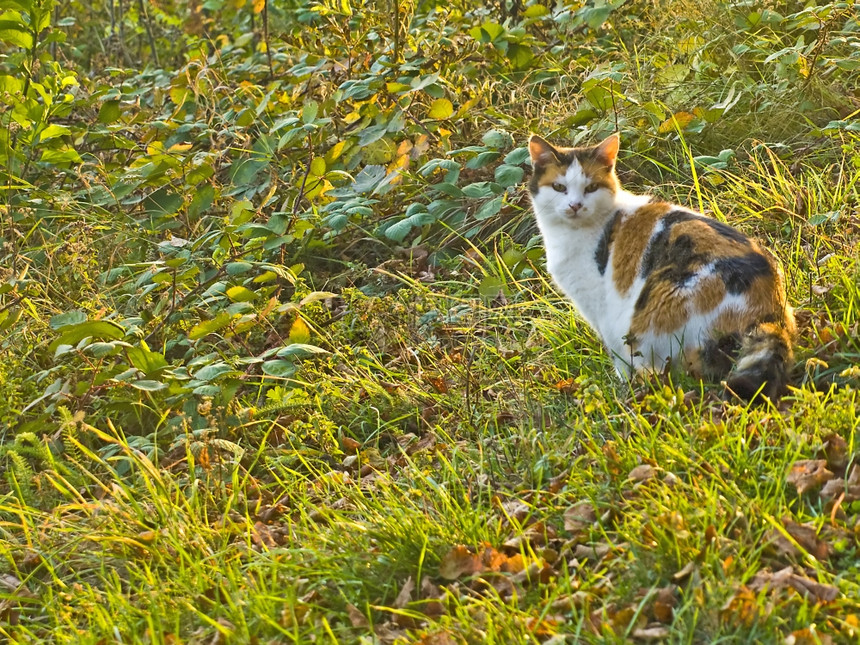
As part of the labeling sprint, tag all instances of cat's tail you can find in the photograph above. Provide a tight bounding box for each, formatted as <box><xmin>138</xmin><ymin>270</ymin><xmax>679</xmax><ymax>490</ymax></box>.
<box><xmin>725</xmin><ymin>322</ymin><xmax>794</xmax><ymax>403</ymax></box>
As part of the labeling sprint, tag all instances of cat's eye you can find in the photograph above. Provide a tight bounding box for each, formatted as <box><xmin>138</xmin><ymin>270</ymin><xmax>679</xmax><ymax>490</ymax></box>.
<box><xmin>584</xmin><ymin>183</ymin><xmax>600</xmax><ymax>194</ymax></box>
<box><xmin>551</xmin><ymin>182</ymin><xmax>566</xmax><ymax>193</ymax></box>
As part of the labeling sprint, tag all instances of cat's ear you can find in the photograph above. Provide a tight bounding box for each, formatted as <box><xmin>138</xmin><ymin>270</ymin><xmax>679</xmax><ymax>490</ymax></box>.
<box><xmin>595</xmin><ymin>133</ymin><xmax>620</xmax><ymax>167</ymax></box>
<box><xmin>529</xmin><ymin>135</ymin><xmax>559</xmax><ymax>165</ymax></box>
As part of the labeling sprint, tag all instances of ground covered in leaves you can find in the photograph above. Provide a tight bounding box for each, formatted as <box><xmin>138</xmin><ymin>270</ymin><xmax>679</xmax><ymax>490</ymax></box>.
<box><xmin>1</xmin><ymin>0</ymin><xmax>860</xmax><ymax>643</ymax></box>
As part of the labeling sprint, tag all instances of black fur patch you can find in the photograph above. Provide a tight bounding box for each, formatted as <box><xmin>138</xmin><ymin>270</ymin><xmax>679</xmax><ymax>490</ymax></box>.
<box><xmin>726</xmin><ymin>325</ymin><xmax>792</xmax><ymax>403</ymax></box>
<box><xmin>594</xmin><ymin>210</ymin><xmax>621</xmax><ymax>276</ymax></box>
<box><xmin>528</xmin><ymin>148</ymin><xmax>578</xmax><ymax>194</ymax></box>
<box><xmin>714</xmin><ymin>253</ymin><xmax>773</xmax><ymax>294</ymax></box>
<box><xmin>634</xmin><ymin>233</ymin><xmax>708</xmax><ymax>312</ymax></box>
<box><xmin>700</xmin><ymin>333</ymin><xmax>742</xmax><ymax>377</ymax></box>
<box><xmin>639</xmin><ymin>210</ymin><xmax>751</xmax><ymax>279</ymax></box>
<box><xmin>706</xmin><ymin>218</ymin><xmax>749</xmax><ymax>244</ymax></box>
<box><xmin>639</xmin><ymin>211</ymin><xmax>694</xmax><ymax>278</ymax></box>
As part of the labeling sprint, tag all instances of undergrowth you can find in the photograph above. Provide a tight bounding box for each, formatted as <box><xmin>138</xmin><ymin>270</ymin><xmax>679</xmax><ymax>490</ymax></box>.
<box><xmin>1</xmin><ymin>0</ymin><xmax>859</xmax><ymax>642</ymax></box>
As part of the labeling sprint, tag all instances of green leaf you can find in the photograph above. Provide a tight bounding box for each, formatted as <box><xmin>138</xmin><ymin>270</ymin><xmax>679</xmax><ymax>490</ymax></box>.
<box><xmin>0</xmin><ymin>74</ymin><xmax>23</xmax><ymax>93</ymax></box>
<box><xmin>193</xmin><ymin>362</ymin><xmax>236</xmax><ymax>381</ymax></box>
<box><xmin>98</xmin><ymin>100</ymin><xmax>122</xmax><ymax>124</ymax></box>
<box><xmin>188</xmin><ymin>312</ymin><xmax>233</xmax><ymax>340</ymax></box>
<box><xmin>289</xmin><ymin>317</ymin><xmax>311</xmax><ymax>344</ymax></box>
<box><xmin>465</xmin><ymin>151</ymin><xmax>501</xmax><ymax>170</ymax></box>
<box><xmin>462</xmin><ymin>182</ymin><xmax>502</xmax><ymax>199</ymax></box>
<box><xmin>38</xmin><ymin>124</ymin><xmax>71</xmax><ymax>141</ymax></box>
<box><xmin>494</xmin><ymin>164</ymin><xmax>524</xmax><ymax>187</ymax></box>
<box><xmin>143</xmin><ymin>188</ymin><xmax>183</xmax><ymax>219</ymax></box>
<box><xmin>276</xmin><ymin>343</ymin><xmax>329</xmax><ymax>359</ymax></box>
<box><xmin>474</xmin><ymin>196</ymin><xmax>503</xmax><ymax>221</ymax></box>
<box><xmin>127</xmin><ymin>344</ymin><xmax>169</xmax><ymax>377</ymax></box>
<box><xmin>49</xmin><ymin>321</ymin><xmax>125</xmax><ymax>352</ymax></box>
<box><xmin>226</xmin><ymin>262</ymin><xmax>254</xmax><ymax>276</ymax></box>
<box><xmin>50</xmin><ymin>310</ymin><xmax>87</xmax><ymax>330</ymax></box>
<box><xmin>302</xmin><ymin>100</ymin><xmax>319</xmax><ymax>124</ymax></box>
<box><xmin>524</xmin><ymin>4</ymin><xmax>548</xmax><ymax>18</ymax></box>
<box><xmin>428</xmin><ymin>98</ymin><xmax>454</xmax><ymax>120</ymax></box>
<box><xmin>310</xmin><ymin>157</ymin><xmax>326</xmax><ymax>177</ymax></box>
<box><xmin>482</xmin><ymin>130</ymin><xmax>514</xmax><ymax>149</ymax></box>
<box><xmin>0</xmin><ymin>21</ymin><xmax>33</xmax><ymax>49</ymax></box>
<box><xmin>261</xmin><ymin>359</ymin><xmax>298</xmax><ymax>377</ymax></box>
<box><xmin>226</xmin><ymin>286</ymin><xmax>257</xmax><ymax>302</ymax></box>
<box><xmin>582</xmin><ymin>5</ymin><xmax>613</xmax><ymax>29</ymax></box>
<box><xmin>39</xmin><ymin>148</ymin><xmax>82</xmax><ymax>164</ymax></box>
<box><xmin>478</xmin><ymin>276</ymin><xmax>505</xmax><ymax>301</ymax></box>
<box><xmin>129</xmin><ymin>380</ymin><xmax>168</xmax><ymax>391</ymax></box>
<box><xmin>506</xmin><ymin>43</ymin><xmax>533</xmax><ymax>70</ymax></box>
<box><xmin>468</xmin><ymin>22</ymin><xmax>504</xmax><ymax>43</ymax></box>
<box><xmin>504</xmin><ymin>147</ymin><xmax>530</xmax><ymax>165</ymax></box>
<box><xmin>657</xmin><ymin>64</ymin><xmax>689</xmax><ymax>85</ymax></box>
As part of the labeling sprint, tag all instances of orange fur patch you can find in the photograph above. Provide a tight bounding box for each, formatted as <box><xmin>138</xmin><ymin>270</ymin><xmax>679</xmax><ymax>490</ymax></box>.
<box><xmin>536</xmin><ymin>163</ymin><xmax>564</xmax><ymax>188</ymax></box>
<box><xmin>668</xmin><ymin>219</ymin><xmax>748</xmax><ymax>258</ymax></box>
<box><xmin>611</xmin><ymin>203</ymin><xmax>670</xmax><ymax>294</ymax></box>
<box><xmin>693</xmin><ymin>275</ymin><xmax>726</xmax><ymax>313</ymax></box>
<box><xmin>629</xmin><ymin>281</ymin><xmax>689</xmax><ymax>336</ymax></box>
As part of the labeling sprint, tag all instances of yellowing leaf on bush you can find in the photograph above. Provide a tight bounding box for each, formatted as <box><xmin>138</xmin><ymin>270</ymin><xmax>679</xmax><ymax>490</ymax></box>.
<box><xmin>167</xmin><ymin>142</ymin><xmax>193</xmax><ymax>154</ymax></box>
<box><xmin>428</xmin><ymin>98</ymin><xmax>454</xmax><ymax>120</ymax></box>
<box><xmin>326</xmin><ymin>140</ymin><xmax>346</xmax><ymax>163</ymax></box>
<box><xmin>253</xmin><ymin>0</ymin><xmax>265</xmax><ymax>13</ymax></box>
<box><xmin>309</xmin><ymin>157</ymin><xmax>326</xmax><ymax>177</ymax></box>
<box><xmin>289</xmin><ymin>317</ymin><xmax>311</xmax><ymax>344</ymax></box>
<box><xmin>657</xmin><ymin>111</ymin><xmax>696</xmax><ymax>134</ymax></box>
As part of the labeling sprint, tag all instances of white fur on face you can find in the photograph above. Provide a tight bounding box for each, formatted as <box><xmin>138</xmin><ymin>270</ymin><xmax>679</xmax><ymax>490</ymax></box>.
<box><xmin>531</xmin><ymin>160</ymin><xmax>616</xmax><ymax>228</ymax></box>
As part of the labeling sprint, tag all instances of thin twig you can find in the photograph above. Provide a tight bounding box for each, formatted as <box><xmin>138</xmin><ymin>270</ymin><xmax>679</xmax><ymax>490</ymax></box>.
<box><xmin>137</xmin><ymin>0</ymin><xmax>160</xmax><ymax>67</ymax></box>
<box><xmin>263</xmin><ymin>0</ymin><xmax>274</xmax><ymax>80</ymax></box>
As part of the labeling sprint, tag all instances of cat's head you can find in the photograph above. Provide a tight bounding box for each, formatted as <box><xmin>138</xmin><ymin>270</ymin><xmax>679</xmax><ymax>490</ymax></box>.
<box><xmin>527</xmin><ymin>134</ymin><xmax>620</xmax><ymax>227</ymax></box>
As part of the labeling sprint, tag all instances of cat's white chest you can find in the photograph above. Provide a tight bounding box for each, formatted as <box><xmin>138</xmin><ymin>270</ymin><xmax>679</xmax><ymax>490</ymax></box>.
<box><xmin>538</xmin><ymin>222</ymin><xmax>609</xmax><ymax>331</ymax></box>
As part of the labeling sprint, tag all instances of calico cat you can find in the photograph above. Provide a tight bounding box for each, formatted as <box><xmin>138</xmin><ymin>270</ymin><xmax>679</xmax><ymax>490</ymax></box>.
<box><xmin>528</xmin><ymin>133</ymin><xmax>796</xmax><ymax>401</ymax></box>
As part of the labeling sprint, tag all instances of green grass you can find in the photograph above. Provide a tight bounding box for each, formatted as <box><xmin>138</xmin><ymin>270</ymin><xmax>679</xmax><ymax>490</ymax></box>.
<box><xmin>2</xmin><ymin>0</ymin><xmax>860</xmax><ymax>642</ymax></box>
<box><xmin>3</xmin><ymin>275</ymin><xmax>859</xmax><ymax>642</ymax></box>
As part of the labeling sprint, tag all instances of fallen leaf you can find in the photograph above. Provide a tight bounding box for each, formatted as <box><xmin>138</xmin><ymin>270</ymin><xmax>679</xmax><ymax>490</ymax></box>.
<box><xmin>419</xmin><ymin>576</ymin><xmax>445</xmax><ymax>618</ymax></box>
<box><xmin>346</xmin><ymin>603</ymin><xmax>369</xmax><ymax>628</ymax></box>
<box><xmin>554</xmin><ymin>378</ymin><xmax>579</xmax><ymax>394</ymax></box>
<box><xmin>782</xmin><ymin>518</ymin><xmax>829</xmax><ymax>560</ymax></box>
<box><xmin>633</xmin><ymin>625</ymin><xmax>670</xmax><ymax>641</ymax></box>
<box><xmin>786</xmin><ymin>575</ymin><xmax>839</xmax><ymax>603</ymax></box>
<box><xmin>503</xmin><ymin>523</ymin><xmax>550</xmax><ymax>551</ymax></box>
<box><xmin>784</xmin><ymin>628</ymin><xmax>833</xmax><ymax>645</ymax></box>
<box><xmin>720</xmin><ymin>586</ymin><xmax>759</xmax><ymax>626</ymax></box>
<box><xmin>341</xmin><ymin>436</ymin><xmax>361</xmax><ymax>453</ymax></box>
<box><xmin>394</xmin><ymin>576</ymin><xmax>414</xmax><ymax>609</ymax></box>
<box><xmin>439</xmin><ymin>545</ymin><xmax>481</xmax><ymax>580</ymax></box>
<box><xmin>425</xmin><ymin>375</ymin><xmax>448</xmax><ymax>393</ymax></box>
<box><xmin>672</xmin><ymin>561</ymin><xmax>696</xmax><ymax>583</ymax></box>
<box><xmin>574</xmin><ymin>542</ymin><xmax>613</xmax><ymax>562</ymax></box>
<box><xmin>251</xmin><ymin>521</ymin><xmax>278</xmax><ymax>549</ymax></box>
<box><xmin>511</xmin><ymin>561</ymin><xmax>552</xmax><ymax>586</ymax></box>
<box><xmin>750</xmin><ymin>566</ymin><xmax>839</xmax><ymax>604</ymax></box>
<box><xmin>497</xmin><ymin>498</ymin><xmax>531</xmax><ymax>524</ymax></box>
<box><xmin>786</xmin><ymin>460</ymin><xmax>833</xmax><ymax>495</ymax></box>
<box><xmin>415</xmin><ymin>631</ymin><xmax>458</xmax><ymax>645</ymax></box>
<box><xmin>408</xmin><ymin>432</ymin><xmax>437</xmax><ymax>455</ymax></box>
<box><xmin>653</xmin><ymin>585</ymin><xmax>677</xmax><ymax>623</ymax></box>
<box><xmin>628</xmin><ymin>464</ymin><xmax>657</xmax><ymax>482</ymax></box>
<box><xmin>564</xmin><ymin>501</ymin><xmax>597</xmax><ymax>533</ymax></box>
<box><xmin>548</xmin><ymin>470</ymin><xmax>569</xmax><ymax>493</ymax></box>
<box><xmin>821</xmin><ymin>433</ymin><xmax>848</xmax><ymax>470</ymax></box>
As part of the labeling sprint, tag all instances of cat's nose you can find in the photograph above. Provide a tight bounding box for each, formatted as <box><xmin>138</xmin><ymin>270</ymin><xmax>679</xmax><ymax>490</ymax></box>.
<box><xmin>568</xmin><ymin>202</ymin><xmax>582</xmax><ymax>214</ymax></box>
